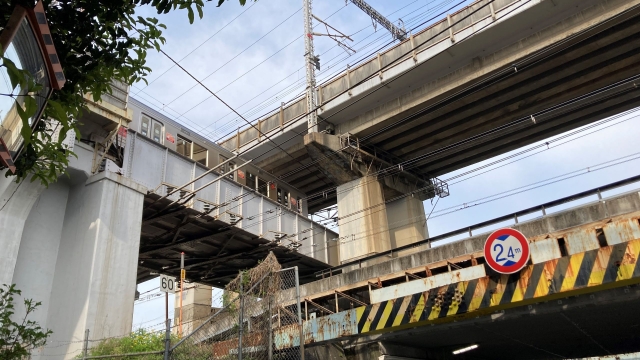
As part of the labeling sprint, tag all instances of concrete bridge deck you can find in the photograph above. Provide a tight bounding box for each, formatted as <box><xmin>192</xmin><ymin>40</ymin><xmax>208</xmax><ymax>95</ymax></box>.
<box><xmin>220</xmin><ymin>0</ymin><xmax>640</xmax><ymax>212</ymax></box>
<box><xmin>270</xmin><ymin>188</ymin><xmax>640</xmax><ymax>358</ymax></box>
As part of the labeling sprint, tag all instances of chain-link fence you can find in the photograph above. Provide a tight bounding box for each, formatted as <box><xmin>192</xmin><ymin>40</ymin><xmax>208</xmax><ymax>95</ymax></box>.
<box><xmin>168</xmin><ymin>253</ymin><xmax>303</xmax><ymax>360</ymax></box>
<box><xmin>79</xmin><ymin>253</ymin><xmax>303</xmax><ymax>360</ymax></box>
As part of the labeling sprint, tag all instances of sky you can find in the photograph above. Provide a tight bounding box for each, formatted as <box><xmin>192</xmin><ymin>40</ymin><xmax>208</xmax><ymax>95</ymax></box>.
<box><xmin>130</xmin><ymin>0</ymin><xmax>640</xmax><ymax>333</ymax></box>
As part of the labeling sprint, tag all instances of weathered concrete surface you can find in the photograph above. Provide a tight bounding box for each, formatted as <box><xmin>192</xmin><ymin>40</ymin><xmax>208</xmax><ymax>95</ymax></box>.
<box><xmin>173</xmin><ymin>282</ymin><xmax>213</xmax><ymax>335</ymax></box>
<box><xmin>11</xmin><ymin>180</ymin><xmax>70</xmax><ymax>353</ymax></box>
<box><xmin>0</xmin><ymin>171</ymin><xmax>45</xmax><ymax>287</ymax></box>
<box><xmin>337</xmin><ymin>176</ymin><xmax>391</xmax><ymax>263</ymax></box>
<box><xmin>336</xmin><ymin>176</ymin><xmax>430</xmax><ymax>264</ymax></box>
<box><xmin>304</xmin><ymin>132</ymin><xmax>432</xmax><ymax>201</ymax></box>
<box><xmin>39</xmin><ymin>172</ymin><xmax>146</xmax><ymax>359</ymax></box>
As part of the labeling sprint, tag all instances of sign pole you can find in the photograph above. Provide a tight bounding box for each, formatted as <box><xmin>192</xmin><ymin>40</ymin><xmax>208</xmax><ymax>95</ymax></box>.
<box><xmin>179</xmin><ymin>252</ymin><xmax>185</xmax><ymax>337</ymax></box>
<box><xmin>159</xmin><ymin>274</ymin><xmax>177</xmax><ymax>330</ymax></box>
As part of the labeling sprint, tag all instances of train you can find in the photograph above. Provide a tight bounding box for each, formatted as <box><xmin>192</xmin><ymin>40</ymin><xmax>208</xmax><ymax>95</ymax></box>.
<box><xmin>126</xmin><ymin>97</ymin><xmax>309</xmax><ymax>216</ymax></box>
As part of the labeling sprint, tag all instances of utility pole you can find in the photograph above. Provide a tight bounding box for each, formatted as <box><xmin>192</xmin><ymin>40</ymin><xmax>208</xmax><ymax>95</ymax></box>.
<box><xmin>179</xmin><ymin>252</ymin><xmax>185</xmax><ymax>337</ymax></box>
<box><xmin>303</xmin><ymin>0</ymin><xmax>318</xmax><ymax>133</ymax></box>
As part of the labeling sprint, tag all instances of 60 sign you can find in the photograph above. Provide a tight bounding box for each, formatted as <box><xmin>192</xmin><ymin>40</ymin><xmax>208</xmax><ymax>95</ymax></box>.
<box><xmin>160</xmin><ymin>274</ymin><xmax>177</xmax><ymax>294</ymax></box>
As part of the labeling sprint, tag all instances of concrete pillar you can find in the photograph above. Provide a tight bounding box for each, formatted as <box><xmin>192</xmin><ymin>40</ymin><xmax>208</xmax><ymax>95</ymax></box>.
<box><xmin>0</xmin><ymin>171</ymin><xmax>46</xmax><ymax>287</ymax></box>
<box><xmin>11</xmin><ymin>181</ymin><xmax>70</xmax><ymax>348</ymax></box>
<box><xmin>173</xmin><ymin>283</ymin><xmax>213</xmax><ymax>335</ymax></box>
<box><xmin>337</xmin><ymin>176</ymin><xmax>391</xmax><ymax>263</ymax></box>
<box><xmin>386</xmin><ymin>195</ymin><xmax>429</xmax><ymax>258</ymax></box>
<box><xmin>337</xmin><ymin>176</ymin><xmax>429</xmax><ymax>264</ymax></box>
<box><xmin>40</xmin><ymin>172</ymin><xmax>145</xmax><ymax>359</ymax></box>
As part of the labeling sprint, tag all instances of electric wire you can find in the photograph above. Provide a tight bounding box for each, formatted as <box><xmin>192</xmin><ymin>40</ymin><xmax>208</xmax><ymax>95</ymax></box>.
<box><xmin>132</xmin><ymin>1</ymin><xmax>258</xmax><ymax>96</ymax></box>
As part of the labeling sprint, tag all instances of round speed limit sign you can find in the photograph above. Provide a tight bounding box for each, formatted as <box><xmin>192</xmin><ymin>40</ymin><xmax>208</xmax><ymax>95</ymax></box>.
<box><xmin>484</xmin><ymin>228</ymin><xmax>530</xmax><ymax>274</ymax></box>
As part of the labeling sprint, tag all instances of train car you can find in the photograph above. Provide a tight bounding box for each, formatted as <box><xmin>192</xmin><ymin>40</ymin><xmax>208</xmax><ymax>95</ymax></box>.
<box><xmin>127</xmin><ymin>97</ymin><xmax>308</xmax><ymax>216</ymax></box>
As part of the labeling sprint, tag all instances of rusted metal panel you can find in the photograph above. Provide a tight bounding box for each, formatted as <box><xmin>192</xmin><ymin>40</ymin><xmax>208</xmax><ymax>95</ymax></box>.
<box><xmin>565</xmin><ymin>227</ymin><xmax>600</xmax><ymax>255</ymax></box>
<box><xmin>370</xmin><ymin>265</ymin><xmax>486</xmax><ymax>304</ymax></box>
<box><xmin>273</xmin><ymin>309</ymin><xmax>358</xmax><ymax>350</ymax></box>
<box><xmin>603</xmin><ymin>218</ymin><xmax>640</xmax><ymax>245</ymax></box>
<box><xmin>529</xmin><ymin>237</ymin><xmax>562</xmax><ymax>264</ymax></box>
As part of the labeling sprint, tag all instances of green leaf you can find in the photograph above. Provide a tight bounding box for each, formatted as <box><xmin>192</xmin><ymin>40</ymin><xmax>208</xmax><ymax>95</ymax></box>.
<box><xmin>3</xmin><ymin>57</ymin><xmax>25</xmax><ymax>91</ymax></box>
<box><xmin>187</xmin><ymin>6</ymin><xmax>194</xmax><ymax>24</ymax></box>
<box><xmin>197</xmin><ymin>4</ymin><xmax>203</xmax><ymax>19</ymax></box>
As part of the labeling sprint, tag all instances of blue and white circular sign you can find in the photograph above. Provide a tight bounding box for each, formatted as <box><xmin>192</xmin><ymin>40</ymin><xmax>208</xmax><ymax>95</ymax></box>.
<box><xmin>484</xmin><ymin>228</ymin><xmax>530</xmax><ymax>274</ymax></box>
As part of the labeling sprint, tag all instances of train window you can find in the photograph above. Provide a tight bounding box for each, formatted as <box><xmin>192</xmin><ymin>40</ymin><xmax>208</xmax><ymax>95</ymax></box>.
<box><xmin>283</xmin><ymin>190</ymin><xmax>289</xmax><ymax>207</ymax></box>
<box><xmin>176</xmin><ymin>135</ymin><xmax>192</xmax><ymax>158</ymax></box>
<box><xmin>193</xmin><ymin>142</ymin><xmax>207</xmax><ymax>166</ymax></box>
<box><xmin>140</xmin><ymin>114</ymin><xmax>164</xmax><ymax>144</ymax></box>
<box><xmin>247</xmin><ymin>172</ymin><xmax>256</xmax><ymax>190</ymax></box>
<box><xmin>228</xmin><ymin>162</ymin><xmax>235</xmax><ymax>180</ymax></box>
<box><xmin>151</xmin><ymin>120</ymin><xmax>163</xmax><ymax>143</ymax></box>
<box><xmin>257</xmin><ymin>178</ymin><xmax>267</xmax><ymax>196</ymax></box>
<box><xmin>277</xmin><ymin>189</ymin><xmax>282</xmax><ymax>204</ymax></box>
<box><xmin>140</xmin><ymin>116</ymin><xmax>150</xmax><ymax>136</ymax></box>
<box><xmin>218</xmin><ymin>155</ymin><xmax>228</xmax><ymax>174</ymax></box>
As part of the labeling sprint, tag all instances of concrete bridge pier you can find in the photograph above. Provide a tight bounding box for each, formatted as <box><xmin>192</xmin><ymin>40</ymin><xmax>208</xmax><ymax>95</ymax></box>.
<box><xmin>304</xmin><ymin>133</ymin><xmax>431</xmax><ymax>264</ymax></box>
<box><xmin>337</xmin><ymin>176</ymin><xmax>428</xmax><ymax>264</ymax></box>
<box><xmin>1</xmin><ymin>170</ymin><xmax>146</xmax><ymax>360</ymax></box>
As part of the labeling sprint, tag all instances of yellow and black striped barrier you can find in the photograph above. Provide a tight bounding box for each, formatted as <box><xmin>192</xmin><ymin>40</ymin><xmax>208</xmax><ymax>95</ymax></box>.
<box><xmin>356</xmin><ymin>239</ymin><xmax>640</xmax><ymax>334</ymax></box>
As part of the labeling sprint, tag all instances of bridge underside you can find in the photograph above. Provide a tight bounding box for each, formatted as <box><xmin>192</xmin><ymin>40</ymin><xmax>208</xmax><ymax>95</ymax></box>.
<box><xmin>337</xmin><ymin>284</ymin><xmax>640</xmax><ymax>360</ymax></box>
<box><xmin>136</xmin><ymin>194</ymin><xmax>330</xmax><ymax>287</ymax></box>
<box><xmin>251</xmin><ymin>0</ymin><xmax>640</xmax><ymax>213</ymax></box>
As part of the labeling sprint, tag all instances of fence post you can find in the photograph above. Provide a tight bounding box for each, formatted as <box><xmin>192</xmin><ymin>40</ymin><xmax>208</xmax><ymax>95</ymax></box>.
<box><xmin>164</xmin><ymin>319</ymin><xmax>171</xmax><ymax>360</ymax></box>
<box><xmin>238</xmin><ymin>279</ymin><xmax>244</xmax><ymax>360</ymax></box>
<box><xmin>82</xmin><ymin>329</ymin><xmax>89</xmax><ymax>360</ymax></box>
<box><xmin>294</xmin><ymin>266</ymin><xmax>305</xmax><ymax>360</ymax></box>
<box><xmin>268</xmin><ymin>295</ymin><xmax>273</xmax><ymax>360</ymax></box>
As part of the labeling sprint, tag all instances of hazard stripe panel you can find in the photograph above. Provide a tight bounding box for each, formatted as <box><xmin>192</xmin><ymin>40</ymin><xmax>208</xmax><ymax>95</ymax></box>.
<box><xmin>355</xmin><ymin>239</ymin><xmax>640</xmax><ymax>334</ymax></box>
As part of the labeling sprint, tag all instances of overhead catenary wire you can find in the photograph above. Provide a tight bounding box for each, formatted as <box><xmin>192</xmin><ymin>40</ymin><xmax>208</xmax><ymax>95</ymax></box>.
<box><xmin>148</xmin><ymin>0</ymin><xmax>616</xmax><ymax>231</ymax></box>
<box><xmin>142</xmin><ymin>0</ymin><xmax>636</xmax><ymax>256</ymax></box>
<box><xmin>135</xmin><ymin>0</ymin><xmax>456</xmax><ymax>141</ymax></box>
<box><xmin>132</xmin><ymin>0</ymin><xmax>258</xmax><ymax>97</ymax></box>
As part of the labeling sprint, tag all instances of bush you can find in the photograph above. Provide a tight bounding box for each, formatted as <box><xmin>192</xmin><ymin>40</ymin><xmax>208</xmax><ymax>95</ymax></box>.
<box><xmin>0</xmin><ymin>284</ymin><xmax>52</xmax><ymax>360</ymax></box>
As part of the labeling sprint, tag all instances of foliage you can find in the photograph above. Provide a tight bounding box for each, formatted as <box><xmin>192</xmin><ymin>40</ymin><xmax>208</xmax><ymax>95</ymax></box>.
<box><xmin>80</xmin><ymin>328</ymin><xmax>210</xmax><ymax>360</ymax></box>
<box><xmin>81</xmin><ymin>328</ymin><xmax>165</xmax><ymax>359</ymax></box>
<box><xmin>0</xmin><ymin>284</ymin><xmax>52</xmax><ymax>360</ymax></box>
<box><xmin>0</xmin><ymin>0</ymin><xmax>252</xmax><ymax>185</ymax></box>
<box><xmin>0</xmin><ymin>50</ymin><xmax>74</xmax><ymax>186</ymax></box>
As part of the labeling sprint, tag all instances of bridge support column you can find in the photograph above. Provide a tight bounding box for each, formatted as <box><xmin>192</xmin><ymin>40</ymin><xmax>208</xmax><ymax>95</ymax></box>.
<box><xmin>8</xmin><ymin>172</ymin><xmax>146</xmax><ymax>360</ymax></box>
<box><xmin>0</xmin><ymin>171</ymin><xmax>46</xmax><ymax>287</ymax></box>
<box><xmin>173</xmin><ymin>282</ymin><xmax>213</xmax><ymax>336</ymax></box>
<box><xmin>337</xmin><ymin>176</ymin><xmax>428</xmax><ymax>265</ymax></box>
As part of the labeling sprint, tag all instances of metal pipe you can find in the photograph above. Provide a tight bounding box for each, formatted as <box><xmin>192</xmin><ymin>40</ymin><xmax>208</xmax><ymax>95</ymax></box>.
<box><xmin>295</xmin><ymin>266</ymin><xmax>305</xmax><ymax>359</ymax></box>
<box><xmin>179</xmin><ymin>252</ymin><xmax>184</xmax><ymax>337</ymax></box>
<box><xmin>238</xmin><ymin>279</ymin><xmax>244</xmax><ymax>360</ymax></box>
<box><xmin>268</xmin><ymin>296</ymin><xmax>273</xmax><ymax>360</ymax></box>
<box><xmin>149</xmin><ymin>160</ymin><xmax>252</xmax><ymax>218</ymax></box>
<box><xmin>82</xmin><ymin>329</ymin><xmax>89</xmax><ymax>360</ymax></box>
<box><xmin>164</xmin><ymin>319</ymin><xmax>171</xmax><ymax>360</ymax></box>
